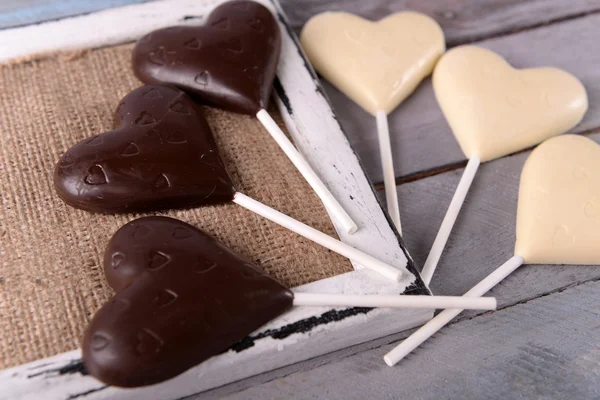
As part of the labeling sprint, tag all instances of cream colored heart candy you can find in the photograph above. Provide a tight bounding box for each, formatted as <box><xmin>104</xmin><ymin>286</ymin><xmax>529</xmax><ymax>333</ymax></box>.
<box><xmin>515</xmin><ymin>134</ymin><xmax>600</xmax><ymax>264</ymax></box>
<box><xmin>433</xmin><ymin>45</ymin><xmax>588</xmax><ymax>162</ymax></box>
<box><xmin>301</xmin><ymin>11</ymin><xmax>445</xmax><ymax>116</ymax></box>
<box><xmin>384</xmin><ymin>135</ymin><xmax>600</xmax><ymax>367</ymax></box>
<box><xmin>420</xmin><ymin>46</ymin><xmax>589</xmax><ymax>285</ymax></box>
<box><xmin>300</xmin><ymin>11</ymin><xmax>445</xmax><ymax>234</ymax></box>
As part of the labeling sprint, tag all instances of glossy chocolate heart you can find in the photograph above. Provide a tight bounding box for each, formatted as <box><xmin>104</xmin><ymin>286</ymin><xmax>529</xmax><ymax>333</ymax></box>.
<box><xmin>132</xmin><ymin>0</ymin><xmax>281</xmax><ymax>115</ymax></box>
<box><xmin>54</xmin><ymin>84</ymin><xmax>236</xmax><ymax>213</ymax></box>
<box><xmin>82</xmin><ymin>216</ymin><xmax>294</xmax><ymax>387</ymax></box>
<box><xmin>433</xmin><ymin>46</ymin><xmax>587</xmax><ymax>162</ymax></box>
<box><xmin>515</xmin><ymin>135</ymin><xmax>600</xmax><ymax>264</ymax></box>
<box><xmin>301</xmin><ymin>11</ymin><xmax>445</xmax><ymax>115</ymax></box>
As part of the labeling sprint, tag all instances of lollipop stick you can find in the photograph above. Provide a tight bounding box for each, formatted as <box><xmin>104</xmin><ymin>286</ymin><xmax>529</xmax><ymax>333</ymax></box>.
<box><xmin>293</xmin><ymin>293</ymin><xmax>496</xmax><ymax>310</ymax></box>
<box><xmin>384</xmin><ymin>255</ymin><xmax>524</xmax><ymax>366</ymax></box>
<box><xmin>376</xmin><ymin>111</ymin><xmax>402</xmax><ymax>234</ymax></box>
<box><xmin>233</xmin><ymin>192</ymin><xmax>402</xmax><ymax>282</ymax></box>
<box><xmin>256</xmin><ymin>109</ymin><xmax>358</xmax><ymax>234</ymax></box>
<box><xmin>420</xmin><ymin>156</ymin><xmax>481</xmax><ymax>285</ymax></box>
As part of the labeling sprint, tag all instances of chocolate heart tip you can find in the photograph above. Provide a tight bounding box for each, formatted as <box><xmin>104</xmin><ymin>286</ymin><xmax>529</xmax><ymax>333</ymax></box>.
<box><xmin>83</xmin><ymin>216</ymin><xmax>294</xmax><ymax>387</ymax></box>
<box><xmin>54</xmin><ymin>84</ymin><xmax>236</xmax><ymax>214</ymax></box>
<box><xmin>132</xmin><ymin>0</ymin><xmax>281</xmax><ymax>115</ymax></box>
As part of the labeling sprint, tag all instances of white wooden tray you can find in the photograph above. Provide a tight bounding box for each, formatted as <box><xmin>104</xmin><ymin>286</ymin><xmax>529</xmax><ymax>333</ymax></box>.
<box><xmin>0</xmin><ymin>1</ymin><xmax>431</xmax><ymax>399</ymax></box>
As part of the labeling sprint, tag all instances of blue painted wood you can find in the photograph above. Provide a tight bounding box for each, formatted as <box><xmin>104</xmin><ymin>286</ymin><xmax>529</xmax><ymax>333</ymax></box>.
<box><xmin>0</xmin><ymin>0</ymin><xmax>148</xmax><ymax>29</ymax></box>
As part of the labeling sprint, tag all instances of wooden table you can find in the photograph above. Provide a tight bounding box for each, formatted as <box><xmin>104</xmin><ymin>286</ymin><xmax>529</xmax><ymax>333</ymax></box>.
<box><xmin>3</xmin><ymin>1</ymin><xmax>600</xmax><ymax>399</ymax></box>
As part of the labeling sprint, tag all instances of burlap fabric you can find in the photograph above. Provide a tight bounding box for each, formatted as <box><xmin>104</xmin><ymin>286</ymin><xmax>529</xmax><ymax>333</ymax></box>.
<box><xmin>0</xmin><ymin>44</ymin><xmax>352</xmax><ymax>369</ymax></box>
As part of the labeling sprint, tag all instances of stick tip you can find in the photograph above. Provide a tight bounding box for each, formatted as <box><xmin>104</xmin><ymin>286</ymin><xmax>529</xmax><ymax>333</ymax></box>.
<box><xmin>383</xmin><ymin>354</ymin><xmax>396</xmax><ymax>367</ymax></box>
<box><xmin>346</xmin><ymin>223</ymin><xmax>358</xmax><ymax>234</ymax></box>
<box><xmin>391</xmin><ymin>270</ymin><xmax>403</xmax><ymax>282</ymax></box>
<box><xmin>490</xmin><ymin>297</ymin><xmax>498</xmax><ymax>310</ymax></box>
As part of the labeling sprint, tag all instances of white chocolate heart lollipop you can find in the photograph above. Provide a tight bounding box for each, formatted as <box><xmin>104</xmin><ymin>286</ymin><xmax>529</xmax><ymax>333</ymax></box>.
<box><xmin>301</xmin><ymin>11</ymin><xmax>445</xmax><ymax>234</ymax></box>
<box><xmin>421</xmin><ymin>46</ymin><xmax>588</xmax><ymax>284</ymax></box>
<box><xmin>434</xmin><ymin>46</ymin><xmax>588</xmax><ymax>162</ymax></box>
<box><xmin>515</xmin><ymin>135</ymin><xmax>600</xmax><ymax>264</ymax></box>
<box><xmin>385</xmin><ymin>135</ymin><xmax>600</xmax><ymax>367</ymax></box>
<box><xmin>301</xmin><ymin>11</ymin><xmax>445</xmax><ymax>115</ymax></box>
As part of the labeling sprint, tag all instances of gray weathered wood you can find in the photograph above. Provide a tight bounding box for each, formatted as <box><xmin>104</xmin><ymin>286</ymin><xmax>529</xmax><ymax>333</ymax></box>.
<box><xmin>324</xmin><ymin>12</ymin><xmax>600</xmax><ymax>183</ymax></box>
<box><xmin>187</xmin><ymin>133</ymin><xmax>600</xmax><ymax>398</ymax></box>
<box><xmin>216</xmin><ymin>280</ymin><xmax>600</xmax><ymax>400</ymax></box>
<box><xmin>280</xmin><ymin>0</ymin><xmax>600</xmax><ymax>45</ymax></box>
<box><xmin>7</xmin><ymin>0</ymin><xmax>599</xmax><ymax>44</ymax></box>
<box><xmin>395</xmin><ymin>132</ymin><xmax>600</xmax><ymax>301</ymax></box>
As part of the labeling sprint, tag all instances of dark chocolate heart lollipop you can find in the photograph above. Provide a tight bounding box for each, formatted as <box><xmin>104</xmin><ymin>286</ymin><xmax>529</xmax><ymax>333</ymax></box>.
<box><xmin>54</xmin><ymin>84</ymin><xmax>235</xmax><ymax>213</ymax></box>
<box><xmin>82</xmin><ymin>216</ymin><xmax>294</xmax><ymax>387</ymax></box>
<box><xmin>132</xmin><ymin>0</ymin><xmax>281</xmax><ymax>115</ymax></box>
<box><xmin>54</xmin><ymin>85</ymin><xmax>405</xmax><ymax>282</ymax></box>
<box><xmin>82</xmin><ymin>218</ymin><xmax>492</xmax><ymax>386</ymax></box>
<box><xmin>132</xmin><ymin>0</ymin><xmax>361</xmax><ymax>233</ymax></box>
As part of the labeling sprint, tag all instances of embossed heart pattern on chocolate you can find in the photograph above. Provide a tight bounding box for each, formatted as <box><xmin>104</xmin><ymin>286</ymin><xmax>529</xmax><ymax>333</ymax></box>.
<box><xmin>433</xmin><ymin>46</ymin><xmax>588</xmax><ymax>162</ymax></box>
<box><xmin>82</xmin><ymin>216</ymin><xmax>294</xmax><ymax>387</ymax></box>
<box><xmin>54</xmin><ymin>84</ymin><xmax>236</xmax><ymax>213</ymax></box>
<box><xmin>83</xmin><ymin>216</ymin><xmax>497</xmax><ymax>387</ymax></box>
<box><xmin>515</xmin><ymin>135</ymin><xmax>600</xmax><ymax>265</ymax></box>
<box><xmin>132</xmin><ymin>0</ymin><xmax>280</xmax><ymax>115</ymax></box>
<box><xmin>53</xmin><ymin>83</ymin><xmax>405</xmax><ymax>282</ymax></box>
<box><xmin>301</xmin><ymin>11</ymin><xmax>445</xmax><ymax>116</ymax></box>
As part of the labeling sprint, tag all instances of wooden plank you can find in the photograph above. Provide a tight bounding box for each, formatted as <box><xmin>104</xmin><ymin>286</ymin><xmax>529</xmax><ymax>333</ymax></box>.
<box><xmin>7</xmin><ymin>1</ymin><xmax>600</xmax><ymax>44</ymax></box>
<box><xmin>215</xmin><ymin>280</ymin><xmax>600</xmax><ymax>400</ymax></box>
<box><xmin>280</xmin><ymin>0</ymin><xmax>600</xmax><ymax>44</ymax></box>
<box><xmin>322</xmin><ymin>12</ymin><xmax>600</xmax><ymax>183</ymax></box>
<box><xmin>191</xmin><ymin>133</ymin><xmax>600</xmax><ymax>397</ymax></box>
<box><xmin>0</xmin><ymin>1</ymin><xmax>148</xmax><ymax>30</ymax></box>
<box><xmin>401</xmin><ymin>132</ymin><xmax>600</xmax><ymax>297</ymax></box>
<box><xmin>396</xmin><ymin>132</ymin><xmax>600</xmax><ymax>300</ymax></box>
<box><xmin>0</xmin><ymin>1</ymin><xmax>213</xmax><ymax>61</ymax></box>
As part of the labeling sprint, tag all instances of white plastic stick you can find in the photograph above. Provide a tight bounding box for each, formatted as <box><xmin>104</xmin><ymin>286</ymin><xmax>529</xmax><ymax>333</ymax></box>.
<box><xmin>420</xmin><ymin>156</ymin><xmax>481</xmax><ymax>285</ymax></box>
<box><xmin>384</xmin><ymin>255</ymin><xmax>525</xmax><ymax>366</ymax></box>
<box><xmin>293</xmin><ymin>293</ymin><xmax>497</xmax><ymax>310</ymax></box>
<box><xmin>233</xmin><ymin>192</ymin><xmax>403</xmax><ymax>282</ymax></box>
<box><xmin>256</xmin><ymin>109</ymin><xmax>358</xmax><ymax>234</ymax></box>
<box><xmin>376</xmin><ymin>111</ymin><xmax>402</xmax><ymax>234</ymax></box>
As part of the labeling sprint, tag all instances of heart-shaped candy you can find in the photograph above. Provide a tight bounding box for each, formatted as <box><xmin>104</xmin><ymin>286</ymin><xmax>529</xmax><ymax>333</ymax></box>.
<box><xmin>300</xmin><ymin>11</ymin><xmax>445</xmax><ymax>115</ymax></box>
<box><xmin>82</xmin><ymin>216</ymin><xmax>294</xmax><ymax>387</ymax></box>
<box><xmin>54</xmin><ymin>84</ymin><xmax>235</xmax><ymax>213</ymax></box>
<box><xmin>132</xmin><ymin>0</ymin><xmax>280</xmax><ymax>115</ymax></box>
<box><xmin>515</xmin><ymin>135</ymin><xmax>600</xmax><ymax>264</ymax></box>
<box><xmin>433</xmin><ymin>46</ymin><xmax>588</xmax><ymax>162</ymax></box>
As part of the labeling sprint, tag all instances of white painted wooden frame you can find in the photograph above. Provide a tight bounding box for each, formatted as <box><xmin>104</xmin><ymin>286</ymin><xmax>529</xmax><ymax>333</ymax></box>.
<box><xmin>0</xmin><ymin>1</ymin><xmax>431</xmax><ymax>399</ymax></box>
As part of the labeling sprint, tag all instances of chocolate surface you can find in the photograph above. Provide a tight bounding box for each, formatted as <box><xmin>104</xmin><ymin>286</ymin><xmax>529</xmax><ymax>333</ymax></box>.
<box><xmin>54</xmin><ymin>84</ymin><xmax>235</xmax><ymax>213</ymax></box>
<box><xmin>132</xmin><ymin>0</ymin><xmax>281</xmax><ymax>115</ymax></box>
<box><xmin>82</xmin><ymin>216</ymin><xmax>294</xmax><ymax>387</ymax></box>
